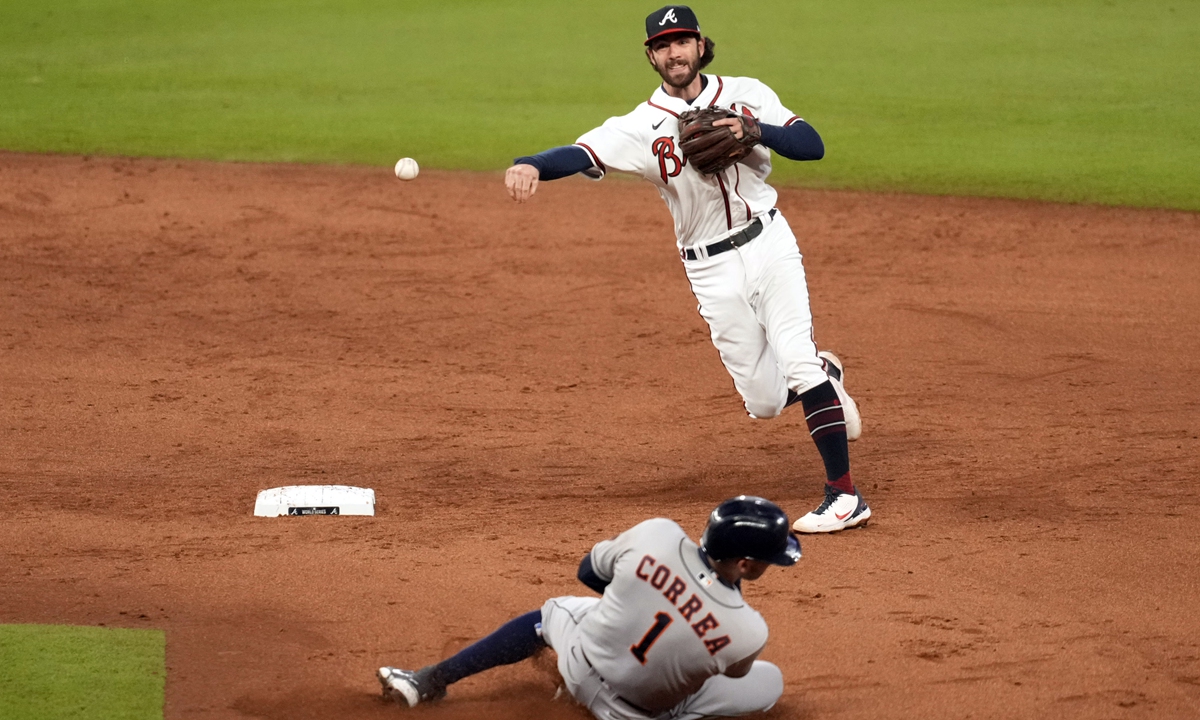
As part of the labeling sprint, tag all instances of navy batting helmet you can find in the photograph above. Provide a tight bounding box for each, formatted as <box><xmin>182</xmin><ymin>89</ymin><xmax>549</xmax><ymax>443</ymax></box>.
<box><xmin>700</xmin><ymin>496</ymin><xmax>801</xmax><ymax>566</ymax></box>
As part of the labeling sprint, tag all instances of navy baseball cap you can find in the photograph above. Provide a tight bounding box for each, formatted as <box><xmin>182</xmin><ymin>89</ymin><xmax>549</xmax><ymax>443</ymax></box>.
<box><xmin>645</xmin><ymin>5</ymin><xmax>701</xmax><ymax>45</ymax></box>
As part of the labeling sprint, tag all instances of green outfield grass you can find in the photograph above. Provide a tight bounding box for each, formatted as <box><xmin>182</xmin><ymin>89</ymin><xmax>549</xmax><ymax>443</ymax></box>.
<box><xmin>1</xmin><ymin>0</ymin><xmax>1196</xmax><ymax>209</ymax></box>
<box><xmin>0</xmin><ymin>624</ymin><xmax>165</xmax><ymax>720</ymax></box>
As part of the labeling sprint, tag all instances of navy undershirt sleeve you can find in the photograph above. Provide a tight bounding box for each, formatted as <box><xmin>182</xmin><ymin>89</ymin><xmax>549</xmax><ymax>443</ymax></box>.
<box><xmin>759</xmin><ymin>120</ymin><xmax>824</xmax><ymax>161</ymax></box>
<box><xmin>513</xmin><ymin>145</ymin><xmax>594</xmax><ymax>181</ymax></box>
<box><xmin>514</xmin><ymin>122</ymin><xmax>820</xmax><ymax>177</ymax></box>
<box><xmin>577</xmin><ymin>552</ymin><xmax>611</xmax><ymax>594</ymax></box>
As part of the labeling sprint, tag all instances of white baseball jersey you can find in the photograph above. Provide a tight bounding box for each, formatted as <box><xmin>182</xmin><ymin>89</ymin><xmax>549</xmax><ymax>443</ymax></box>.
<box><xmin>574</xmin><ymin>74</ymin><xmax>804</xmax><ymax>250</ymax></box>
<box><xmin>576</xmin><ymin>518</ymin><xmax>769</xmax><ymax>711</ymax></box>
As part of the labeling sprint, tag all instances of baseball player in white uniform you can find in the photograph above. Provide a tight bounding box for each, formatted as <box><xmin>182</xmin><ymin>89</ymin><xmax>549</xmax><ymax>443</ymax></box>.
<box><xmin>504</xmin><ymin>6</ymin><xmax>871</xmax><ymax>533</ymax></box>
<box><xmin>378</xmin><ymin>496</ymin><xmax>800</xmax><ymax>718</ymax></box>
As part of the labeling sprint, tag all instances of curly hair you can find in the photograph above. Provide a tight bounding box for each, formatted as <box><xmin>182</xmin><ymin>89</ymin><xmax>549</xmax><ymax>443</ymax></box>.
<box><xmin>699</xmin><ymin>36</ymin><xmax>715</xmax><ymax>69</ymax></box>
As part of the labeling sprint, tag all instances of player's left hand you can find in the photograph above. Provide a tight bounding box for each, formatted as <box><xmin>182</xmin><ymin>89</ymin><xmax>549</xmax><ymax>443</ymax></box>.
<box><xmin>505</xmin><ymin>164</ymin><xmax>540</xmax><ymax>203</ymax></box>
<box><xmin>678</xmin><ymin>108</ymin><xmax>762</xmax><ymax>176</ymax></box>
<box><xmin>712</xmin><ymin>117</ymin><xmax>746</xmax><ymax>140</ymax></box>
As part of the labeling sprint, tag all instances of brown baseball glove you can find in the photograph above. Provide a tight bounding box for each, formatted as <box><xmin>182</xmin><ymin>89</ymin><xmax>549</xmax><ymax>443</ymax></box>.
<box><xmin>677</xmin><ymin>107</ymin><xmax>762</xmax><ymax>176</ymax></box>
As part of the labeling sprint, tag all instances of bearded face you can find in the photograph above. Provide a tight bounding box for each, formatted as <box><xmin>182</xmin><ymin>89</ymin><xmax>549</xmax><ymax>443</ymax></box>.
<box><xmin>647</xmin><ymin>34</ymin><xmax>704</xmax><ymax>90</ymax></box>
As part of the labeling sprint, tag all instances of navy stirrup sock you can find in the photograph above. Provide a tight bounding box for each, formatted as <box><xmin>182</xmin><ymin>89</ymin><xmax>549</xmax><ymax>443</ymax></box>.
<box><xmin>798</xmin><ymin>381</ymin><xmax>854</xmax><ymax>493</ymax></box>
<box><xmin>434</xmin><ymin>610</ymin><xmax>546</xmax><ymax>685</ymax></box>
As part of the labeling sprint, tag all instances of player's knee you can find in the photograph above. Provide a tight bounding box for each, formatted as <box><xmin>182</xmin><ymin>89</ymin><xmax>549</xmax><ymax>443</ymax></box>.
<box><xmin>751</xmin><ymin>661</ymin><xmax>784</xmax><ymax>711</ymax></box>
<box><xmin>744</xmin><ymin>395</ymin><xmax>784</xmax><ymax>420</ymax></box>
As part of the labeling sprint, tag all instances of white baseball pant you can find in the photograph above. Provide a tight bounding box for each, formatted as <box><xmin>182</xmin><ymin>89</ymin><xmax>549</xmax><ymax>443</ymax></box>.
<box><xmin>684</xmin><ymin>211</ymin><xmax>828</xmax><ymax>419</ymax></box>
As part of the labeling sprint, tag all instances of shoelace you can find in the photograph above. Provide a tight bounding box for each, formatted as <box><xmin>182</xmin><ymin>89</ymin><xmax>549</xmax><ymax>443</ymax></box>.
<box><xmin>814</xmin><ymin>486</ymin><xmax>840</xmax><ymax>514</ymax></box>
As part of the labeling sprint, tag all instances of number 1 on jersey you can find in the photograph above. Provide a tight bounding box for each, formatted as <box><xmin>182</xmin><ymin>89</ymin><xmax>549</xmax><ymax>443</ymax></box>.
<box><xmin>630</xmin><ymin>611</ymin><xmax>673</xmax><ymax>664</ymax></box>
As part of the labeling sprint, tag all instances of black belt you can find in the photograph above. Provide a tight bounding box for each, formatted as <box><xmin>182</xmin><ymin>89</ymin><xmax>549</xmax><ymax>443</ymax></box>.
<box><xmin>681</xmin><ymin>208</ymin><xmax>776</xmax><ymax>261</ymax></box>
<box><xmin>580</xmin><ymin>648</ymin><xmax>657</xmax><ymax>716</ymax></box>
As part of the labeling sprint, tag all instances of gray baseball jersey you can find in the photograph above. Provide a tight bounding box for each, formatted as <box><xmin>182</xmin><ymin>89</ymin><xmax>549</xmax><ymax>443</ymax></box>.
<box><xmin>578</xmin><ymin>518</ymin><xmax>769</xmax><ymax>711</ymax></box>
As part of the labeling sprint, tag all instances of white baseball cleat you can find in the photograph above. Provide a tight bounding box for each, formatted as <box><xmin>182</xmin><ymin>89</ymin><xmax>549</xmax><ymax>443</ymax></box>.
<box><xmin>792</xmin><ymin>486</ymin><xmax>872</xmax><ymax>533</ymax></box>
<box><xmin>818</xmin><ymin>351</ymin><xmax>862</xmax><ymax>441</ymax></box>
<box><xmin>377</xmin><ymin>666</ymin><xmax>446</xmax><ymax>707</ymax></box>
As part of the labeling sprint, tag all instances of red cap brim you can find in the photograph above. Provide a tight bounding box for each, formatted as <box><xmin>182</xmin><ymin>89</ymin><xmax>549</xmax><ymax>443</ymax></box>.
<box><xmin>644</xmin><ymin>28</ymin><xmax>701</xmax><ymax>46</ymax></box>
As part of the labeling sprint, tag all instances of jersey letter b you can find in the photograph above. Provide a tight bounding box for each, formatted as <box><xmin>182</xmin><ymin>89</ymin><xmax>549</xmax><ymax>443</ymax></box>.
<box><xmin>652</xmin><ymin>137</ymin><xmax>684</xmax><ymax>184</ymax></box>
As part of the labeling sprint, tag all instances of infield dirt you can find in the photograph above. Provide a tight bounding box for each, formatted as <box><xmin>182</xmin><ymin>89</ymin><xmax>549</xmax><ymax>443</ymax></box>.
<box><xmin>2</xmin><ymin>152</ymin><xmax>1198</xmax><ymax>720</ymax></box>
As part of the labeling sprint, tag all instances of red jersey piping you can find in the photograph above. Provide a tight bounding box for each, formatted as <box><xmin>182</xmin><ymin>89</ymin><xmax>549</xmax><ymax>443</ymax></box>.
<box><xmin>715</xmin><ymin>174</ymin><xmax>733</xmax><ymax>230</ymax></box>
<box><xmin>646</xmin><ymin>101</ymin><xmax>680</xmax><ymax>118</ymax></box>
<box><xmin>732</xmin><ymin>165</ymin><xmax>751</xmax><ymax>223</ymax></box>
<box><xmin>708</xmin><ymin>76</ymin><xmax>724</xmax><ymax>107</ymax></box>
<box><xmin>648</xmin><ymin>76</ymin><xmax>722</xmax><ymax>115</ymax></box>
<box><xmin>576</xmin><ymin>143</ymin><xmax>606</xmax><ymax>172</ymax></box>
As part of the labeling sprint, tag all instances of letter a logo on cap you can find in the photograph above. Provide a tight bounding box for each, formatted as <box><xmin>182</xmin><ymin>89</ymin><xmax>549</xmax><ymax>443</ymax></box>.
<box><xmin>645</xmin><ymin>6</ymin><xmax>701</xmax><ymax>45</ymax></box>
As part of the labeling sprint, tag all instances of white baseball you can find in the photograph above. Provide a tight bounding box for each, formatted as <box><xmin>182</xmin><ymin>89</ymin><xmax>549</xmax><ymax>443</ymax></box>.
<box><xmin>394</xmin><ymin>157</ymin><xmax>419</xmax><ymax>181</ymax></box>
